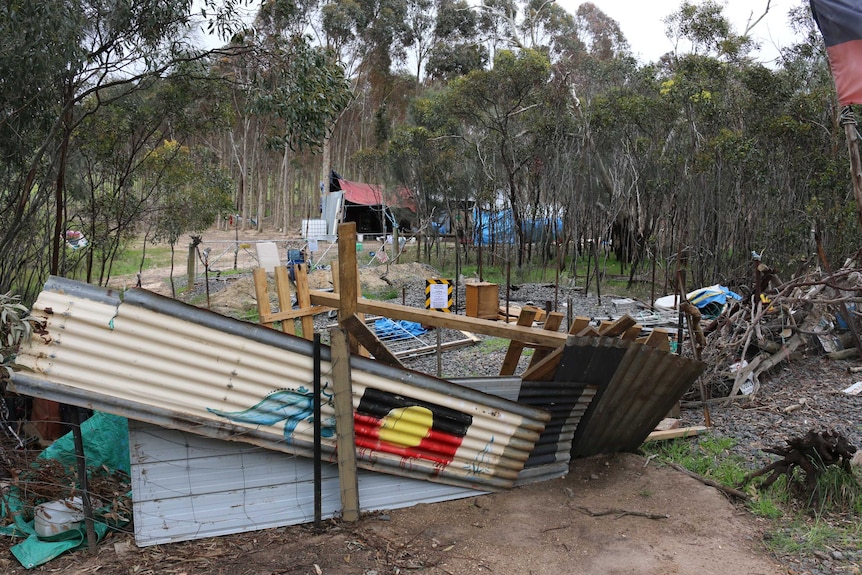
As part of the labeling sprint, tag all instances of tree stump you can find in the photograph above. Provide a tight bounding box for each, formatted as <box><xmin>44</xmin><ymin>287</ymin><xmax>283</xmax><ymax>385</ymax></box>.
<box><xmin>742</xmin><ymin>429</ymin><xmax>857</xmax><ymax>497</ymax></box>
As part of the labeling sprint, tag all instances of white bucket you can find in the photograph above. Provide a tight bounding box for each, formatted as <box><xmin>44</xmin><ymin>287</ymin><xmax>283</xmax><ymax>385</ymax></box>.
<box><xmin>34</xmin><ymin>497</ymin><xmax>85</xmax><ymax>537</ymax></box>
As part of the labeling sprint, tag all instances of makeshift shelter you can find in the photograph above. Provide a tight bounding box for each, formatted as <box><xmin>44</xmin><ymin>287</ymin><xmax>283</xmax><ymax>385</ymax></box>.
<box><xmin>328</xmin><ymin>171</ymin><xmax>417</xmax><ymax>235</ymax></box>
<box><xmin>473</xmin><ymin>207</ymin><xmax>562</xmax><ymax>246</ymax></box>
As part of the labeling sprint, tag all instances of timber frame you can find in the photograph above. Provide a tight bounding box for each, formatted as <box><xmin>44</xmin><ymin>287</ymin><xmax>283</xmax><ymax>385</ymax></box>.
<box><xmin>253</xmin><ymin>222</ymin><xmax>670</xmax><ymax>372</ymax></box>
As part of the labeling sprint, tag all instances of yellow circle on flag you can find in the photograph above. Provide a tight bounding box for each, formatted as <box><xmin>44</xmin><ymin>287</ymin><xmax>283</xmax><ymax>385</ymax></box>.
<box><xmin>378</xmin><ymin>405</ymin><xmax>433</xmax><ymax>448</ymax></box>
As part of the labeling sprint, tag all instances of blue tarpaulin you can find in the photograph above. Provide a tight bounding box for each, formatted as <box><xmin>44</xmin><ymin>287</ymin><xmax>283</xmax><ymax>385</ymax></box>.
<box><xmin>374</xmin><ymin>318</ymin><xmax>427</xmax><ymax>340</ymax></box>
<box><xmin>472</xmin><ymin>207</ymin><xmax>561</xmax><ymax>246</ymax></box>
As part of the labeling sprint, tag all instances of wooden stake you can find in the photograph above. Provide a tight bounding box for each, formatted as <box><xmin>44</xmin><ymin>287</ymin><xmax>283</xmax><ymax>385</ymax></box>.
<box><xmin>336</xmin><ymin>222</ymin><xmax>368</xmax><ymax>356</ymax></box>
<box><xmin>274</xmin><ymin>266</ymin><xmax>294</xmax><ymax>335</ymax></box>
<box><xmin>329</xmin><ymin>327</ymin><xmax>360</xmax><ymax>522</ymax></box>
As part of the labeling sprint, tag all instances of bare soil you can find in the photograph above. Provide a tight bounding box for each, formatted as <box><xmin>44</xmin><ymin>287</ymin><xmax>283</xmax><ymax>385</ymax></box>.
<box><xmin>2</xmin><ymin>229</ymin><xmax>790</xmax><ymax>574</ymax></box>
<box><xmin>0</xmin><ymin>454</ymin><xmax>782</xmax><ymax>575</ymax></box>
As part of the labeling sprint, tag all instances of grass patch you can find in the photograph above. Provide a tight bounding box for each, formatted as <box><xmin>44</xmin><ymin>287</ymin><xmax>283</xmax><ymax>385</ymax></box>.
<box><xmin>479</xmin><ymin>337</ymin><xmax>511</xmax><ymax>353</ymax></box>
<box><xmin>764</xmin><ymin>517</ymin><xmax>862</xmax><ymax>557</ymax></box>
<box><xmin>373</xmin><ymin>288</ymin><xmax>401</xmax><ymax>300</ymax></box>
<box><xmin>111</xmin><ymin>245</ymin><xmax>176</xmax><ymax>276</ymax></box>
<box><xmin>642</xmin><ymin>434</ymin><xmax>748</xmax><ymax>487</ymax></box>
<box><xmin>643</xmin><ymin>431</ymin><xmax>862</xmax><ymax>563</ymax></box>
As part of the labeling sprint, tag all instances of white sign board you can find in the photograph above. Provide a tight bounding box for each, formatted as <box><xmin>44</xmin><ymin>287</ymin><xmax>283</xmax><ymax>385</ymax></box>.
<box><xmin>428</xmin><ymin>282</ymin><xmax>450</xmax><ymax>310</ymax></box>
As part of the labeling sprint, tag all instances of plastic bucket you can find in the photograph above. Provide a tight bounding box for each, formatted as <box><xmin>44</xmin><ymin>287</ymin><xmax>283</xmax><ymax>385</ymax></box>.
<box><xmin>34</xmin><ymin>497</ymin><xmax>85</xmax><ymax>537</ymax></box>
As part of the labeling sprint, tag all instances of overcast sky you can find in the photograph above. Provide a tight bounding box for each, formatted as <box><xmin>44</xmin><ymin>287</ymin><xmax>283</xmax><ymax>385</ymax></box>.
<box><xmin>556</xmin><ymin>0</ymin><xmax>805</xmax><ymax>65</ymax></box>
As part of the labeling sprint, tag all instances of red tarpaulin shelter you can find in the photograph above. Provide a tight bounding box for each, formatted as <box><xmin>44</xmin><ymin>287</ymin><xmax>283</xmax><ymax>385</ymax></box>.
<box><xmin>329</xmin><ymin>171</ymin><xmax>417</xmax><ymax>234</ymax></box>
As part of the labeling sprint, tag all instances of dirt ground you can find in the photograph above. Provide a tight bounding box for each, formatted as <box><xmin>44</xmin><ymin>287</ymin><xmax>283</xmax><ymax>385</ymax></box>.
<box><xmin>0</xmin><ymin>453</ymin><xmax>783</xmax><ymax>575</ymax></box>
<box><xmin>3</xmin><ymin>228</ymin><xmax>787</xmax><ymax>574</ymax></box>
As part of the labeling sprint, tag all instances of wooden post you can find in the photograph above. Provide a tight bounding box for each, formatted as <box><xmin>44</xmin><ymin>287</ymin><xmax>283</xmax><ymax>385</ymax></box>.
<box><xmin>294</xmin><ymin>263</ymin><xmax>315</xmax><ymax>340</ymax></box>
<box><xmin>841</xmin><ymin>107</ymin><xmax>862</xmax><ymax>231</ymax></box>
<box><xmin>253</xmin><ymin>268</ymin><xmax>274</xmax><ymax>328</ymax></box>
<box><xmin>499</xmin><ymin>307</ymin><xmax>539</xmax><ymax>376</ymax></box>
<box><xmin>187</xmin><ymin>242</ymin><xmax>196</xmax><ymax>293</ymax></box>
<box><xmin>329</xmin><ymin>327</ymin><xmax>360</xmax><ymax>522</ymax></box>
<box><xmin>274</xmin><ymin>266</ymin><xmax>293</xmax><ymax>335</ymax></box>
<box><xmin>336</xmin><ymin>222</ymin><xmax>366</xmax><ymax>355</ymax></box>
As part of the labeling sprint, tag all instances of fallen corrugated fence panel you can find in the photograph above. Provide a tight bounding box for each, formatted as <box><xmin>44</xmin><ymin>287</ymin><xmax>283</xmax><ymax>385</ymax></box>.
<box><xmin>12</xmin><ymin>277</ymin><xmax>550</xmax><ymax>492</ymax></box>
<box><xmin>130</xmin><ymin>420</ymin><xmax>483</xmax><ymax>546</ymax></box>
<box><xmin>565</xmin><ymin>336</ymin><xmax>707</xmax><ymax>457</ymax></box>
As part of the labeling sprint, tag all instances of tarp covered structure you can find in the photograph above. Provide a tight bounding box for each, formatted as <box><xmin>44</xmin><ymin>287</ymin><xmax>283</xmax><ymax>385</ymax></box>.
<box><xmin>472</xmin><ymin>207</ymin><xmax>561</xmax><ymax>246</ymax></box>
<box><xmin>329</xmin><ymin>171</ymin><xmax>417</xmax><ymax>234</ymax></box>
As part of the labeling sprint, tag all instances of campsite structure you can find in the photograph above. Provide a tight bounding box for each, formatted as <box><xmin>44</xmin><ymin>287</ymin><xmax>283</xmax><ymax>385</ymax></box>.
<box><xmin>9</xmin><ymin>223</ymin><xmax>705</xmax><ymax>548</ymax></box>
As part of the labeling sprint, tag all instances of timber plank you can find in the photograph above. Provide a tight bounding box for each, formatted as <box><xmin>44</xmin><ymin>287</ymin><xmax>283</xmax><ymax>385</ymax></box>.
<box><xmin>309</xmin><ymin>290</ymin><xmax>569</xmax><ymax>348</ymax></box>
<box><xmin>253</xmin><ymin>268</ymin><xmax>274</xmax><ymax>329</ymax></box>
<box><xmin>499</xmin><ymin>307</ymin><xmax>540</xmax><ymax>376</ymax></box>
<box><xmin>521</xmin><ymin>346</ymin><xmax>563</xmax><ymax>382</ymax></box>
<box><xmin>597</xmin><ymin>315</ymin><xmax>637</xmax><ymax>337</ymax></box>
<box><xmin>527</xmin><ymin>311</ymin><xmax>565</xmax><ymax>369</ymax></box>
<box><xmin>274</xmin><ymin>266</ymin><xmax>293</xmax><ymax>335</ymax></box>
<box><xmin>643</xmin><ymin>426</ymin><xmax>708</xmax><ymax>442</ymax></box>
<box><xmin>294</xmin><ymin>263</ymin><xmax>315</xmax><ymax>340</ymax></box>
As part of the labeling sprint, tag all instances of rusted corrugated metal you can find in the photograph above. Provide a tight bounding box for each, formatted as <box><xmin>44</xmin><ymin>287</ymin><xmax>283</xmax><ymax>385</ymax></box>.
<box><xmin>563</xmin><ymin>336</ymin><xmax>706</xmax><ymax>457</ymax></box>
<box><xmin>12</xmin><ymin>277</ymin><xmax>549</xmax><ymax>492</ymax></box>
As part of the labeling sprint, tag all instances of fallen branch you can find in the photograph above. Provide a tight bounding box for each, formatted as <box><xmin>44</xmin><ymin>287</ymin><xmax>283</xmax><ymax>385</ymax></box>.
<box><xmin>667</xmin><ymin>462</ymin><xmax>750</xmax><ymax>501</ymax></box>
<box><xmin>575</xmin><ymin>506</ymin><xmax>668</xmax><ymax>520</ymax></box>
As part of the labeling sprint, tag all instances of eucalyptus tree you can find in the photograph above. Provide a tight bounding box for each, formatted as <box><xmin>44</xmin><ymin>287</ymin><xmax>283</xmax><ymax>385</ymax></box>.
<box><xmin>250</xmin><ymin>33</ymin><xmax>352</xmax><ymax>231</ymax></box>
<box><xmin>322</xmin><ymin>0</ymin><xmax>414</xmax><ymax>151</ymax></box>
<box><xmin>144</xmin><ymin>140</ymin><xmax>234</xmax><ymax>296</ymax></box>
<box><xmin>70</xmin><ymin>69</ymin><xmax>234</xmax><ymax>287</ymax></box>
<box><xmin>444</xmin><ymin>48</ymin><xmax>552</xmax><ymax>267</ymax></box>
<box><xmin>0</xmin><ymin>0</ymin><xmax>247</xmax><ymax>301</ymax></box>
<box><xmin>426</xmin><ymin>0</ymin><xmax>489</xmax><ymax>82</ymax></box>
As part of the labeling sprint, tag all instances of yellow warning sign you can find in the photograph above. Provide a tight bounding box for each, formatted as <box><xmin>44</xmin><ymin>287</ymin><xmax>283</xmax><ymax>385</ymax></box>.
<box><xmin>425</xmin><ymin>278</ymin><xmax>452</xmax><ymax>312</ymax></box>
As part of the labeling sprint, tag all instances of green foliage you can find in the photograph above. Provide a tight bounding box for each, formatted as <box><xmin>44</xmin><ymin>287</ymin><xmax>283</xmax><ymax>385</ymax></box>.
<box><xmin>645</xmin><ymin>431</ymin><xmax>862</xmax><ymax>562</ymax></box>
<box><xmin>0</xmin><ymin>292</ymin><xmax>37</xmax><ymax>379</ymax></box>
<box><xmin>0</xmin><ymin>0</ymin><xmax>246</xmax><ymax>302</ymax></box>
<box><xmin>145</xmin><ymin>141</ymin><xmax>234</xmax><ymax>247</ymax></box>
<box><xmin>764</xmin><ymin>519</ymin><xmax>862</xmax><ymax>558</ymax></box>
<box><xmin>253</xmin><ymin>35</ymin><xmax>352</xmax><ymax>154</ymax></box>
<box><xmin>107</xmin><ymin>246</ymin><xmax>175</xmax><ymax>277</ymax></box>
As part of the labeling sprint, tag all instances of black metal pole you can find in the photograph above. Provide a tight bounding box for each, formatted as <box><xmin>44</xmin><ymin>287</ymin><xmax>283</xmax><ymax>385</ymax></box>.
<box><xmin>70</xmin><ymin>407</ymin><xmax>97</xmax><ymax>552</ymax></box>
<box><xmin>313</xmin><ymin>334</ymin><xmax>322</xmax><ymax>530</ymax></box>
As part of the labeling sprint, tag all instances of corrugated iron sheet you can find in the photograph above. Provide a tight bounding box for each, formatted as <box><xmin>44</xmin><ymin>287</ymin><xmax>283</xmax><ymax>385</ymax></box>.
<box><xmin>13</xmin><ymin>277</ymin><xmax>549</xmax><ymax>492</ymax></box>
<box><xmin>130</xmin><ymin>420</ymin><xmax>483</xmax><ymax>546</ymax></box>
<box><xmin>518</xmin><ymin>383</ymin><xmax>596</xmax><ymax>468</ymax></box>
<box><xmin>564</xmin><ymin>336</ymin><xmax>707</xmax><ymax>457</ymax></box>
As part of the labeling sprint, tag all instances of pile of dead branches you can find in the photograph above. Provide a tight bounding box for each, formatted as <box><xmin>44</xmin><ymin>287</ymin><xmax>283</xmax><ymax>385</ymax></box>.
<box><xmin>696</xmin><ymin>262</ymin><xmax>862</xmax><ymax>400</ymax></box>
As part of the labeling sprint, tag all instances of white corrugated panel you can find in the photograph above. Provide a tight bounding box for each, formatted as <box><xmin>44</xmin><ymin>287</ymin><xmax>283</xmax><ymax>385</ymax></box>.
<box><xmin>13</xmin><ymin>278</ymin><xmax>550</xmax><ymax>492</ymax></box>
<box><xmin>130</xmin><ymin>420</ymin><xmax>481</xmax><ymax>546</ymax></box>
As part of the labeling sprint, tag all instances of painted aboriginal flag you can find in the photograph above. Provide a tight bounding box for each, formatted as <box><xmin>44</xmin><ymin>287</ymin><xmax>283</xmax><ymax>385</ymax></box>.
<box><xmin>354</xmin><ymin>388</ymin><xmax>473</xmax><ymax>467</ymax></box>
<box><xmin>811</xmin><ymin>0</ymin><xmax>862</xmax><ymax>105</ymax></box>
